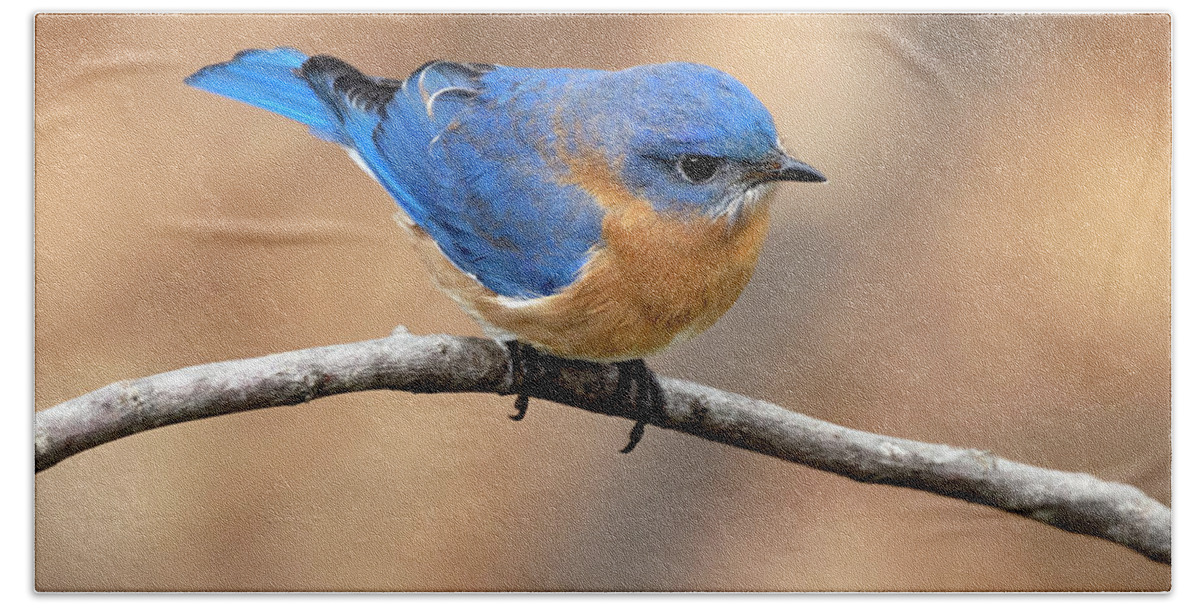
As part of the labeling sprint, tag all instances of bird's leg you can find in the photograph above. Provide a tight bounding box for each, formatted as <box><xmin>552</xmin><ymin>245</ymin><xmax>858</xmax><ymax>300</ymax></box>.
<box><xmin>504</xmin><ymin>340</ymin><xmax>532</xmax><ymax>421</ymax></box>
<box><xmin>615</xmin><ymin>358</ymin><xmax>662</xmax><ymax>454</ymax></box>
<box><xmin>503</xmin><ymin>343</ymin><xmax>661</xmax><ymax>451</ymax></box>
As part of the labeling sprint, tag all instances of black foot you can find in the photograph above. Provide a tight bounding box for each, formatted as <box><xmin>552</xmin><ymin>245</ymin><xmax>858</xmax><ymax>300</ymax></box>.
<box><xmin>614</xmin><ymin>359</ymin><xmax>662</xmax><ymax>454</ymax></box>
<box><xmin>505</xmin><ymin>341</ymin><xmax>532</xmax><ymax>422</ymax></box>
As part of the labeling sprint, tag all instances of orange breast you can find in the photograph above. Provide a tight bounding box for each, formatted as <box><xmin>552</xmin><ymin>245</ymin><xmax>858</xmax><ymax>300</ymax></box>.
<box><xmin>471</xmin><ymin>154</ymin><xmax>773</xmax><ymax>361</ymax></box>
<box><xmin>402</xmin><ymin>148</ymin><xmax>774</xmax><ymax>362</ymax></box>
<box><xmin>499</xmin><ymin>205</ymin><xmax>769</xmax><ymax>361</ymax></box>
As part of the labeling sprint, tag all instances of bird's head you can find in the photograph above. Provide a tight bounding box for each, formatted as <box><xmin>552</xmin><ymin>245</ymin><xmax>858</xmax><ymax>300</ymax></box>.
<box><xmin>558</xmin><ymin>62</ymin><xmax>825</xmax><ymax>223</ymax></box>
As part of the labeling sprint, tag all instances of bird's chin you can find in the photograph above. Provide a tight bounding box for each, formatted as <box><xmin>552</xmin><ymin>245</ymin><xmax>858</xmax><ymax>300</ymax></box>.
<box><xmin>723</xmin><ymin>183</ymin><xmax>773</xmax><ymax>228</ymax></box>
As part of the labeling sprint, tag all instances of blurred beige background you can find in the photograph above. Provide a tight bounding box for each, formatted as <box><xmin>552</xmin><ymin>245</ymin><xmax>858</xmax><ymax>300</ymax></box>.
<box><xmin>34</xmin><ymin>14</ymin><xmax>1170</xmax><ymax>591</ymax></box>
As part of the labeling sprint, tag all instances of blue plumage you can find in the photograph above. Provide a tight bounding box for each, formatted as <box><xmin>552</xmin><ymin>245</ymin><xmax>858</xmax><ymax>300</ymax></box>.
<box><xmin>187</xmin><ymin>49</ymin><xmax>604</xmax><ymax>298</ymax></box>
<box><xmin>185</xmin><ymin>48</ymin><xmax>344</xmax><ymax>143</ymax></box>
<box><xmin>188</xmin><ymin>46</ymin><xmax>829</xmax><ymax>447</ymax></box>
<box><xmin>186</xmin><ymin>49</ymin><xmax>824</xmax><ymax>302</ymax></box>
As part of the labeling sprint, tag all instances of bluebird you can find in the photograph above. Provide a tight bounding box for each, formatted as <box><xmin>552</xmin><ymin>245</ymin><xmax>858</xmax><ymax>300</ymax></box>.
<box><xmin>186</xmin><ymin>48</ymin><xmax>825</xmax><ymax>449</ymax></box>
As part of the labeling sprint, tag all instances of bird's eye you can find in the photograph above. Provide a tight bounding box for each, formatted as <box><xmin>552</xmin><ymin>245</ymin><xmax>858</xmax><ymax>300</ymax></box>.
<box><xmin>676</xmin><ymin>155</ymin><xmax>722</xmax><ymax>184</ymax></box>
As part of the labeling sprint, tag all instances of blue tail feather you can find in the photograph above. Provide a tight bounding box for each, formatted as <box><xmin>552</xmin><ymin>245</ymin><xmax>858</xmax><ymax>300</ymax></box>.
<box><xmin>185</xmin><ymin>47</ymin><xmax>343</xmax><ymax>142</ymax></box>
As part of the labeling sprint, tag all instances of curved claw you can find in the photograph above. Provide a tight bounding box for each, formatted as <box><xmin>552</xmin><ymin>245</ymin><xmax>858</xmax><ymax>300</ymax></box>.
<box><xmin>504</xmin><ymin>340</ymin><xmax>532</xmax><ymax>422</ymax></box>
<box><xmin>614</xmin><ymin>359</ymin><xmax>662</xmax><ymax>454</ymax></box>
<box><xmin>510</xmin><ymin>394</ymin><xmax>530</xmax><ymax>421</ymax></box>
<box><xmin>619</xmin><ymin>420</ymin><xmax>646</xmax><ymax>454</ymax></box>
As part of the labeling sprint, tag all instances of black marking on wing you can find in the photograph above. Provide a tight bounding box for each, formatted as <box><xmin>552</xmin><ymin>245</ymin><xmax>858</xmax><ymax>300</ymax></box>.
<box><xmin>300</xmin><ymin>55</ymin><xmax>402</xmax><ymax>115</ymax></box>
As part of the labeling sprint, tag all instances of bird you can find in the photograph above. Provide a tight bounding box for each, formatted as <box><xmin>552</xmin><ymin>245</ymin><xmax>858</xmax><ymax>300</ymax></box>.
<box><xmin>186</xmin><ymin>48</ymin><xmax>825</xmax><ymax>451</ymax></box>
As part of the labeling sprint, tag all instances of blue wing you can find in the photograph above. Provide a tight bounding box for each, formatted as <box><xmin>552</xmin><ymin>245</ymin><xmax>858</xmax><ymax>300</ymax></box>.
<box><xmin>186</xmin><ymin>49</ymin><xmax>603</xmax><ymax>299</ymax></box>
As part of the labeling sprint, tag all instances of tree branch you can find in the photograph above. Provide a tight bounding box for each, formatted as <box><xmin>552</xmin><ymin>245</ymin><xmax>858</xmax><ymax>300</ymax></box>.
<box><xmin>34</xmin><ymin>329</ymin><xmax>1171</xmax><ymax>565</ymax></box>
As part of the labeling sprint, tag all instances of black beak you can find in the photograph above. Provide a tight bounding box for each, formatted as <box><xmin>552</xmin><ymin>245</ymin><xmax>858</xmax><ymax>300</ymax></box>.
<box><xmin>751</xmin><ymin>153</ymin><xmax>827</xmax><ymax>184</ymax></box>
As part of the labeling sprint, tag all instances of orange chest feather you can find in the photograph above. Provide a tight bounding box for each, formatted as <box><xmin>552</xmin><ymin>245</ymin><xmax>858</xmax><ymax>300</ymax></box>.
<box><xmin>504</xmin><ymin>195</ymin><xmax>772</xmax><ymax>361</ymax></box>
<box><xmin>443</xmin><ymin>147</ymin><xmax>776</xmax><ymax>361</ymax></box>
<box><xmin>473</xmin><ymin>150</ymin><xmax>775</xmax><ymax>360</ymax></box>
<box><xmin>562</xmin><ymin>149</ymin><xmax>769</xmax><ymax>322</ymax></box>
<box><xmin>588</xmin><ymin>202</ymin><xmax>770</xmax><ymax>329</ymax></box>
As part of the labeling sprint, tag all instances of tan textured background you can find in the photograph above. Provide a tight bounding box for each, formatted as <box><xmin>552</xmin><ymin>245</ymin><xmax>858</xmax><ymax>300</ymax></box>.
<box><xmin>34</xmin><ymin>14</ymin><xmax>1170</xmax><ymax>591</ymax></box>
